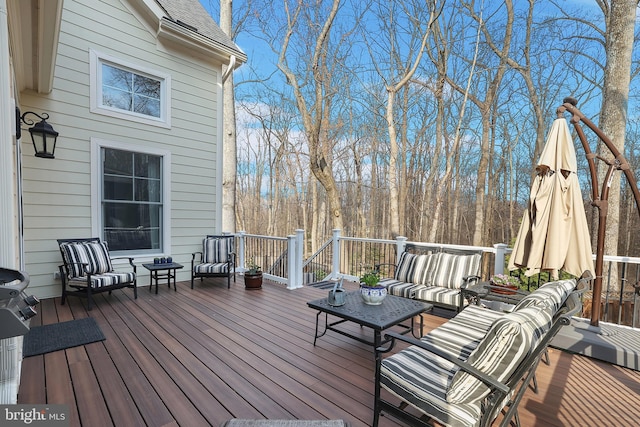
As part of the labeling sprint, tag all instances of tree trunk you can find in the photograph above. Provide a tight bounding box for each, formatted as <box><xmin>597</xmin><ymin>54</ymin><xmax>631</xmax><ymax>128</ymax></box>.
<box><xmin>596</xmin><ymin>0</ymin><xmax>636</xmax><ymax>292</ymax></box>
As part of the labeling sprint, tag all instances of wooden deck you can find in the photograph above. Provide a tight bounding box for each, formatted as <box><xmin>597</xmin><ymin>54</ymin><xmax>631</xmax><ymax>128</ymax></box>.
<box><xmin>17</xmin><ymin>278</ymin><xmax>640</xmax><ymax>427</ymax></box>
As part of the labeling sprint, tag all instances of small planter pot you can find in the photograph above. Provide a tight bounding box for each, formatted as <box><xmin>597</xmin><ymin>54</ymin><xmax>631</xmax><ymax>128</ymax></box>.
<box><xmin>491</xmin><ymin>283</ymin><xmax>518</xmax><ymax>295</ymax></box>
<box><xmin>244</xmin><ymin>272</ymin><xmax>263</xmax><ymax>290</ymax></box>
<box><xmin>359</xmin><ymin>284</ymin><xmax>387</xmax><ymax>305</ymax></box>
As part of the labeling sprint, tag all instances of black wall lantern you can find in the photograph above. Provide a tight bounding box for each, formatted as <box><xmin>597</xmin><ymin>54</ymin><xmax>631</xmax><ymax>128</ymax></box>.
<box><xmin>16</xmin><ymin>107</ymin><xmax>59</xmax><ymax>159</ymax></box>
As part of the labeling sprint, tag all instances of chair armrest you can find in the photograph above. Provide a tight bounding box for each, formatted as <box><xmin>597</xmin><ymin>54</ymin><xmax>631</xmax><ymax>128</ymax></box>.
<box><xmin>461</xmin><ymin>282</ymin><xmax>489</xmax><ymax>298</ymax></box>
<box><xmin>110</xmin><ymin>256</ymin><xmax>135</xmax><ymax>264</ymax></box>
<box><xmin>460</xmin><ymin>275</ymin><xmax>481</xmax><ymax>289</ymax></box>
<box><xmin>62</xmin><ymin>261</ymin><xmax>91</xmax><ymax>275</ymax></box>
<box><xmin>191</xmin><ymin>251</ymin><xmax>203</xmax><ymax>262</ymax></box>
<box><xmin>374</xmin><ymin>263</ymin><xmax>396</xmax><ymax>278</ymax></box>
<box><xmin>379</xmin><ymin>331</ymin><xmax>510</xmax><ymax>395</ymax></box>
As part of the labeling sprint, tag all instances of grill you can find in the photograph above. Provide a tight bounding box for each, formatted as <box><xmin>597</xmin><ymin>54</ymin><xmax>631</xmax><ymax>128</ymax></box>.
<box><xmin>0</xmin><ymin>268</ymin><xmax>39</xmax><ymax>339</ymax></box>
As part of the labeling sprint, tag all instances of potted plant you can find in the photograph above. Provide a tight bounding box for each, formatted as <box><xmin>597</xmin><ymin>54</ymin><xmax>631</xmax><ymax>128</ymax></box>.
<box><xmin>489</xmin><ymin>273</ymin><xmax>520</xmax><ymax>295</ymax></box>
<box><xmin>244</xmin><ymin>259</ymin><xmax>263</xmax><ymax>290</ymax></box>
<box><xmin>359</xmin><ymin>269</ymin><xmax>386</xmax><ymax>305</ymax></box>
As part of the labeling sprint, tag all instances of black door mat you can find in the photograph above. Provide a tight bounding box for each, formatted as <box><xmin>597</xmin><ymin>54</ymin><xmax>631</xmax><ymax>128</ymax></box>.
<box><xmin>22</xmin><ymin>317</ymin><xmax>105</xmax><ymax>357</ymax></box>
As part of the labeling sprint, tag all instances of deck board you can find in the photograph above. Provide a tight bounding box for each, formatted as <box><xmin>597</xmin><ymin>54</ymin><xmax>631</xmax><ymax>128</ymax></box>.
<box><xmin>18</xmin><ymin>278</ymin><xmax>640</xmax><ymax>427</ymax></box>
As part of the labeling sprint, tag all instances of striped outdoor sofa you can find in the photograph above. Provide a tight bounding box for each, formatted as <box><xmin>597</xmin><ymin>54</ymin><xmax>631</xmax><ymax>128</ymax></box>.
<box><xmin>373</xmin><ymin>276</ymin><xmax>588</xmax><ymax>427</ymax></box>
<box><xmin>377</xmin><ymin>246</ymin><xmax>483</xmax><ymax>311</ymax></box>
<box><xmin>57</xmin><ymin>237</ymin><xmax>137</xmax><ymax>311</ymax></box>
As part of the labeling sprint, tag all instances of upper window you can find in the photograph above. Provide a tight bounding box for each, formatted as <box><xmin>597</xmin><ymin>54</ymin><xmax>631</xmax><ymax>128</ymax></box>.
<box><xmin>90</xmin><ymin>50</ymin><xmax>171</xmax><ymax>128</ymax></box>
<box><xmin>102</xmin><ymin>64</ymin><xmax>161</xmax><ymax>117</ymax></box>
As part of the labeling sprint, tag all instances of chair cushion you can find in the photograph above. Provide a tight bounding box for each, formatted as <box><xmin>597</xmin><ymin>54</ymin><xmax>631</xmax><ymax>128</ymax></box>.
<box><xmin>514</xmin><ymin>279</ymin><xmax>576</xmax><ymax>312</ymax></box>
<box><xmin>446</xmin><ymin>306</ymin><xmax>552</xmax><ymax>405</ymax></box>
<box><xmin>68</xmin><ymin>272</ymin><xmax>136</xmax><ymax>288</ymax></box>
<box><xmin>394</xmin><ymin>252</ymin><xmax>438</xmax><ymax>285</ymax></box>
<box><xmin>430</xmin><ymin>253</ymin><xmax>481</xmax><ymax>289</ymax></box>
<box><xmin>60</xmin><ymin>241</ymin><xmax>113</xmax><ymax>277</ymax></box>
<box><xmin>83</xmin><ymin>242</ymin><xmax>113</xmax><ymax>274</ymax></box>
<box><xmin>60</xmin><ymin>243</ymin><xmax>89</xmax><ymax>277</ymax></box>
<box><xmin>194</xmin><ymin>263</ymin><xmax>230</xmax><ymax>274</ymax></box>
<box><xmin>203</xmin><ymin>237</ymin><xmax>232</xmax><ymax>264</ymax></box>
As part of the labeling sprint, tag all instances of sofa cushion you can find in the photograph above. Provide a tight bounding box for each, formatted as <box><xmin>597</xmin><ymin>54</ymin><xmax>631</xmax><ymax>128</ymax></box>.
<box><xmin>421</xmin><ymin>305</ymin><xmax>504</xmax><ymax>359</ymax></box>
<box><xmin>379</xmin><ymin>278</ymin><xmax>423</xmax><ymax>298</ymax></box>
<box><xmin>446</xmin><ymin>306</ymin><xmax>552</xmax><ymax>404</ymax></box>
<box><xmin>380</xmin><ymin>345</ymin><xmax>482</xmax><ymax>427</ymax></box>
<box><xmin>394</xmin><ymin>252</ymin><xmax>438</xmax><ymax>285</ymax></box>
<box><xmin>514</xmin><ymin>279</ymin><xmax>576</xmax><ymax>312</ymax></box>
<box><xmin>413</xmin><ymin>285</ymin><xmax>467</xmax><ymax>308</ymax></box>
<box><xmin>430</xmin><ymin>253</ymin><xmax>481</xmax><ymax>289</ymax></box>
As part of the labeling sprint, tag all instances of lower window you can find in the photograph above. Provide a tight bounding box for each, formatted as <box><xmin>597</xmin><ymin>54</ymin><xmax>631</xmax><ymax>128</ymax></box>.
<box><xmin>101</xmin><ymin>147</ymin><xmax>163</xmax><ymax>253</ymax></box>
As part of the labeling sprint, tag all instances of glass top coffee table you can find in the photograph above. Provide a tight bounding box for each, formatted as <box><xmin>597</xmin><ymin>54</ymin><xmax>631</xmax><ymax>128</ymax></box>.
<box><xmin>307</xmin><ymin>291</ymin><xmax>433</xmax><ymax>351</ymax></box>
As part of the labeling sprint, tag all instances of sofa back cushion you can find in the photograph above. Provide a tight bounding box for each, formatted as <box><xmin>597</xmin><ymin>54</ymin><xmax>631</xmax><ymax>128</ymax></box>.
<box><xmin>203</xmin><ymin>237</ymin><xmax>233</xmax><ymax>264</ymax></box>
<box><xmin>446</xmin><ymin>305</ymin><xmax>552</xmax><ymax>405</ymax></box>
<box><xmin>514</xmin><ymin>279</ymin><xmax>576</xmax><ymax>312</ymax></box>
<box><xmin>394</xmin><ymin>252</ymin><xmax>438</xmax><ymax>285</ymax></box>
<box><xmin>430</xmin><ymin>253</ymin><xmax>482</xmax><ymax>289</ymax></box>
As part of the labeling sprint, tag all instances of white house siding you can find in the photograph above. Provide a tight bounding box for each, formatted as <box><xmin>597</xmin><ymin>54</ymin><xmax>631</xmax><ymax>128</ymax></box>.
<box><xmin>20</xmin><ymin>0</ymin><xmax>226</xmax><ymax>299</ymax></box>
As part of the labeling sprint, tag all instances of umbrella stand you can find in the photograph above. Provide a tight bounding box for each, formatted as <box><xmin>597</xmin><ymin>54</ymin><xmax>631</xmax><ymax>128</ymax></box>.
<box><xmin>556</xmin><ymin>97</ymin><xmax>640</xmax><ymax>327</ymax></box>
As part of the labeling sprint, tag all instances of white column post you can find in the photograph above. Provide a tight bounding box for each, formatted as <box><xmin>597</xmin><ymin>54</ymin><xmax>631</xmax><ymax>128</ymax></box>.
<box><xmin>494</xmin><ymin>243</ymin><xmax>508</xmax><ymax>275</ymax></box>
<box><xmin>295</xmin><ymin>229</ymin><xmax>304</xmax><ymax>288</ymax></box>
<box><xmin>396</xmin><ymin>236</ymin><xmax>408</xmax><ymax>264</ymax></box>
<box><xmin>331</xmin><ymin>229</ymin><xmax>341</xmax><ymax>279</ymax></box>
<box><xmin>286</xmin><ymin>234</ymin><xmax>297</xmax><ymax>289</ymax></box>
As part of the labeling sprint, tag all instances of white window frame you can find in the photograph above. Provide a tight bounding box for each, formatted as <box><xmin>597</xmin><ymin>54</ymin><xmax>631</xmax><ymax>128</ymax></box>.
<box><xmin>91</xmin><ymin>138</ymin><xmax>172</xmax><ymax>257</ymax></box>
<box><xmin>90</xmin><ymin>49</ymin><xmax>171</xmax><ymax>128</ymax></box>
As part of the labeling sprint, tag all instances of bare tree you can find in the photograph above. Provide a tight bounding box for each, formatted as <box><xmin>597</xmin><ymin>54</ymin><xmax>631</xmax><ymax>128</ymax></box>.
<box><xmin>594</xmin><ymin>0</ymin><xmax>637</xmax><ymax>289</ymax></box>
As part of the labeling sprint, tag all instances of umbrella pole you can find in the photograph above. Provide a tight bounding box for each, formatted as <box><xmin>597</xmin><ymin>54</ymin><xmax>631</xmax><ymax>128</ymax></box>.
<box><xmin>557</xmin><ymin>97</ymin><xmax>640</xmax><ymax>327</ymax></box>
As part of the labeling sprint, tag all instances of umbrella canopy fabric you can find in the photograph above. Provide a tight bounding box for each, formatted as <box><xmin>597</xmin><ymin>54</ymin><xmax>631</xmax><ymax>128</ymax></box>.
<box><xmin>508</xmin><ymin>118</ymin><xmax>594</xmax><ymax>279</ymax></box>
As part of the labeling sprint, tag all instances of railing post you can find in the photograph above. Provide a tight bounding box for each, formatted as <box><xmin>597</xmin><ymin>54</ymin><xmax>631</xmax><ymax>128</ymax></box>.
<box><xmin>237</xmin><ymin>231</ymin><xmax>246</xmax><ymax>271</ymax></box>
<box><xmin>396</xmin><ymin>236</ymin><xmax>408</xmax><ymax>264</ymax></box>
<box><xmin>494</xmin><ymin>243</ymin><xmax>507</xmax><ymax>275</ymax></box>
<box><xmin>332</xmin><ymin>229</ymin><xmax>341</xmax><ymax>279</ymax></box>
<box><xmin>295</xmin><ymin>229</ymin><xmax>304</xmax><ymax>288</ymax></box>
<box><xmin>286</xmin><ymin>234</ymin><xmax>298</xmax><ymax>289</ymax></box>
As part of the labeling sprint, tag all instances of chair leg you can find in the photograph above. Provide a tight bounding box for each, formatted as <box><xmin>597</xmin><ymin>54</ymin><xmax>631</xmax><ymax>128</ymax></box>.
<box><xmin>191</xmin><ymin>274</ymin><xmax>195</xmax><ymax>289</ymax></box>
<box><xmin>60</xmin><ymin>283</ymin><xmax>67</xmax><ymax>306</ymax></box>
<box><xmin>86</xmin><ymin>287</ymin><xmax>93</xmax><ymax>311</ymax></box>
<box><xmin>132</xmin><ymin>281</ymin><xmax>138</xmax><ymax>299</ymax></box>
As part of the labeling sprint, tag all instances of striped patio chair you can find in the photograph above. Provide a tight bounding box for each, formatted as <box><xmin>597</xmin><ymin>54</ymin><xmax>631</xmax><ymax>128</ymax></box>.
<box><xmin>57</xmin><ymin>237</ymin><xmax>137</xmax><ymax>311</ymax></box>
<box><xmin>191</xmin><ymin>235</ymin><xmax>236</xmax><ymax>289</ymax></box>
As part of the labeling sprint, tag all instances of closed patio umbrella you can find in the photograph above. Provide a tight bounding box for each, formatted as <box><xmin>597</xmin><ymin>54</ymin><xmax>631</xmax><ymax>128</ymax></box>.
<box><xmin>508</xmin><ymin>118</ymin><xmax>594</xmax><ymax>280</ymax></box>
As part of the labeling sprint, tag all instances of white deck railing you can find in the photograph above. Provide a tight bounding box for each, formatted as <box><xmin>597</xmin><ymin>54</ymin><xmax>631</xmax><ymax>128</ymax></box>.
<box><xmin>233</xmin><ymin>229</ymin><xmax>640</xmax><ymax>328</ymax></box>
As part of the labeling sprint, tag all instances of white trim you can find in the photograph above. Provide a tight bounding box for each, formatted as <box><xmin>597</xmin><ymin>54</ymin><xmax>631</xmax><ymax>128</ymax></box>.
<box><xmin>0</xmin><ymin>0</ymin><xmax>17</xmax><ymax>269</ymax></box>
<box><xmin>89</xmin><ymin>49</ymin><xmax>172</xmax><ymax>129</ymax></box>
<box><xmin>90</xmin><ymin>138</ymin><xmax>172</xmax><ymax>257</ymax></box>
<box><xmin>215</xmin><ymin>63</ymin><xmax>224</xmax><ymax>232</ymax></box>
